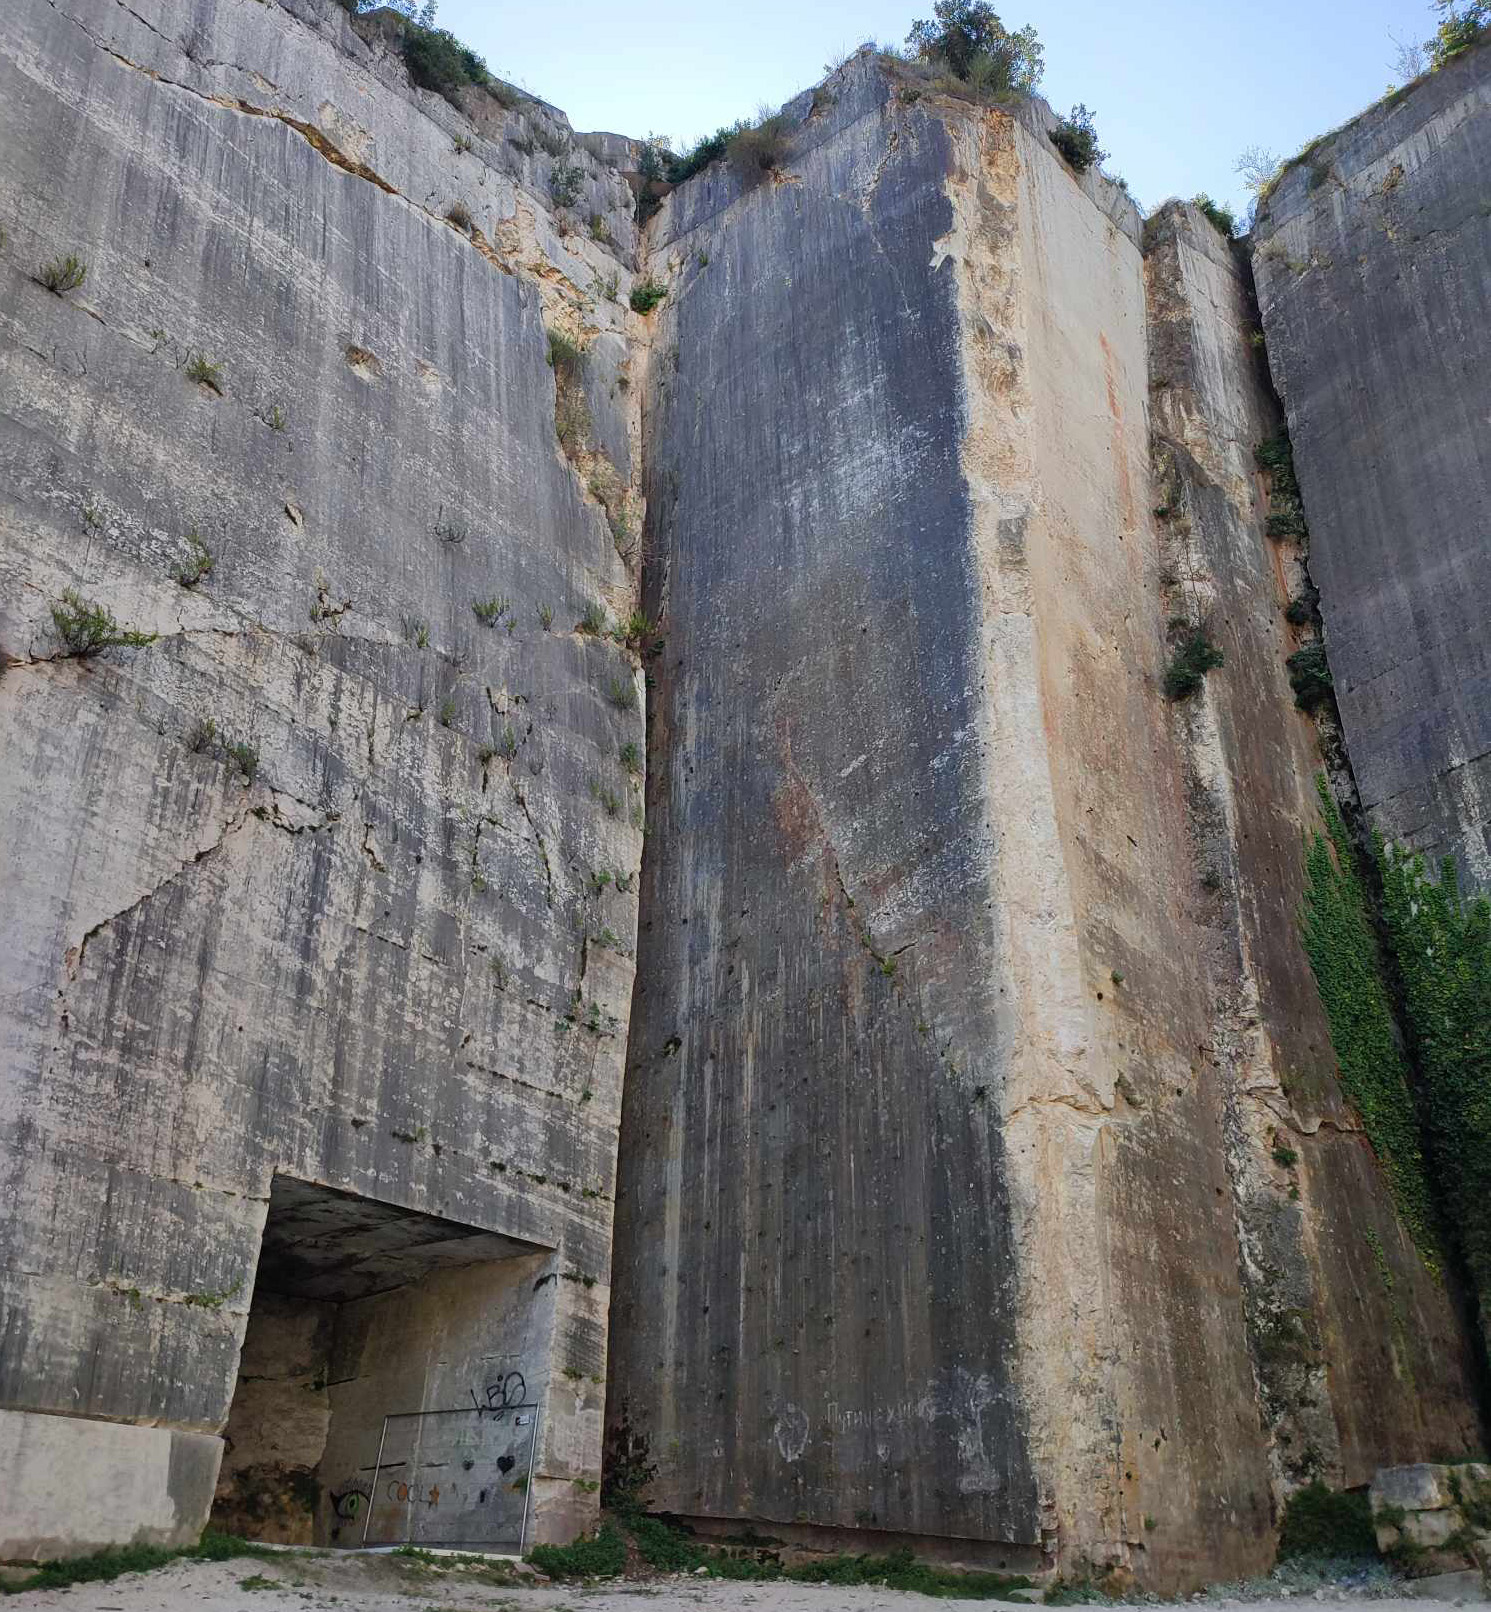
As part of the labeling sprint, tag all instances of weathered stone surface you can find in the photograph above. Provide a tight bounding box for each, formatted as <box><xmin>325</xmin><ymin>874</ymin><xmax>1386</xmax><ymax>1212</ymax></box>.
<box><xmin>0</xmin><ymin>1409</ymin><xmax>223</xmax><ymax>1560</ymax></box>
<box><xmin>607</xmin><ymin>55</ymin><xmax>1480</xmax><ymax>1591</ymax></box>
<box><xmin>0</xmin><ymin>0</ymin><xmax>646</xmax><ymax>1555</ymax></box>
<box><xmin>1372</xmin><ymin>1462</ymin><xmax>1491</xmax><ymax>1588</ymax></box>
<box><xmin>1252</xmin><ymin>41</ymin><xmax>1491</xmax><ymax>887</ymax></box>
<box><xmin>1</xmin><ymin>0</ymin><xmax>1486</xmax><ymax>1583</ymax></box>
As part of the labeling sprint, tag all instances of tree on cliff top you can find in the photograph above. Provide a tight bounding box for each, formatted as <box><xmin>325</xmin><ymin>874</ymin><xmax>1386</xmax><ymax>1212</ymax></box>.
<box><xmin>906</xmin><ymin>1</ymin><xmax>1044</xmax><ymax>93</ymax></box>
<box><xmin>1429</xmin><ymin>0</ymin><xmax>1487</xmax><ymax>65</ymax></box>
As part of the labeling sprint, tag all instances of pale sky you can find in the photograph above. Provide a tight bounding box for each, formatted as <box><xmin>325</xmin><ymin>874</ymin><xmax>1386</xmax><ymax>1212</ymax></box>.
<box><xmin>434</xmin><ymin>0</ymin><xmax>1441</xmax><ymax>218</ymax></box>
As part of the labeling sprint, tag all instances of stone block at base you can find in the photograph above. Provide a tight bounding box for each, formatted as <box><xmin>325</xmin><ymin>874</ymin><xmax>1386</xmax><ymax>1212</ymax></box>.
<box><xmin>0</xmin><ymin>1408</ymin><xmax>222</xmax><ymax>1561</ymax></box>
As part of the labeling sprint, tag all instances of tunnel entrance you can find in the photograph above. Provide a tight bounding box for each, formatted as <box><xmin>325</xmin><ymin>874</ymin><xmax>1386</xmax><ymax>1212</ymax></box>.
<box><xmin>210</xmin><ymin>1175</ymin><xmax>553</xmax><ymax>1551</ymax></box>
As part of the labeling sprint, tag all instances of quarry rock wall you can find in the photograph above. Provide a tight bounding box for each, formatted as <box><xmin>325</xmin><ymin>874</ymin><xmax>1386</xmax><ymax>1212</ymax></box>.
<box><xmin>1252</xmin><ymin>40</ymin><xmax>1491</xmax><ymax>889</ymax></box>
<box><xmin>0</xmin><ymin>0</ymin><xmax>649</xmax><ymax>1557</ymax></box>
<box><xmin>0</xmin><ymin>0</ymin><xmax>1486</xmax><ymax>1583</ymax></box>
<box><xmin>606</xmin><ymin>53</ymin><xmax>1482</xmax><ymax>1590</ymax></box>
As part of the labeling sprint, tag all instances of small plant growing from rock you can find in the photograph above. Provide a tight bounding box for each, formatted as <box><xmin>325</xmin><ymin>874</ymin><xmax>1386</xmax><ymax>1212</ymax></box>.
<box><xmin>1287</xmin><ymin>644</ymin><xmax>1333</xmax><ymax>710</ymax></box>
<box><xmin>402</xmin><ymin>615</ymin><xmax>430</xmax><ymax>649</ymax></box>
<box><xmin>629</xmin><ymin>276</ymin><xmax>667</xmax><ymax>315</ymax></box>
<box><xmin>606</xmin><ymin>675</ymin><xmax>637</xmax><ymax>710</ymax></box>
<box><xmin>439</xmin><ymin>697</ymin><xmax>457</xmax><ymax>727</ymax></box>
<box><xmin>38</xmin><ymin>254</ymin><xmax>87</xmax><ymax>295</ymax></box>
<box><xmin>445</xmin><ymin>200</ymin><xmax>473</xmax><ymax>230</ymax></box>
<box><xmin>51</xmin><ymin>589</ymin><xmax>156</xmax><ymax>657</ymax></box>
<box><xmin>472</xmin><ymin>595</ymin><xmax>510</xmax><ymax>626</ymax></box>
<box><xmin>620</xmin><ymin>740</ymin><xmax>641</xmax><ymax>774</ymax></box>
<box><xmin>546</xmin><ymin>327</ymin><xmax>584</xmax><ymax>379</ymax></box>
<box><xmin>171</xmin><ymin>530</ymin><xmax>215</xmax><ymax>588</ymax></box>
<box><xmin>185</xmin><ymin>353</ymin><xmax>224</xmax><ymax>394</ymax></box>
<box><xmin>224</xmin><ymin>740</ymin><xmax>258</xmax><ymax>783</ymax></box>
<box><xmin>1192</xmin><ymin>194</ymin><xmax>1238</xmax><ymax>237</ymax></box>
<box><xmin>1284</xmin><ymin>584</ymin><xmax>1320</xmax><ymax>626</ymax></box>
<box><xmin>1049</xmin><ymin>104</ymin><xmax>1106</xmax><ymax>174</ymax></box>
<box><xmin>538</xmin><ymin>602</ymin><xmax>554</xmax><ymax>630</ymax></box>
<box><xmin>432</xmin><ymin>513</ymin><xmax>468</xmax><ymax>543</ymax></box>
<box><xmin>497</xmin><ymin>724</ymin><xmax>519</xmax><ymax>759</ymax></box>
<box><xmin>186</xmin><ymin>717</ymin><xmax>218</xmax><ymax>753</ymax></box>
<box><xmin>578</xmin><ymin>601</ymin><xmax>607</xmax><ymax>635</ymax></box>
<box><xmin>1163</xmin><ymin>621</ymin><xmax>1224</xmax><ymax>700</ymax></box>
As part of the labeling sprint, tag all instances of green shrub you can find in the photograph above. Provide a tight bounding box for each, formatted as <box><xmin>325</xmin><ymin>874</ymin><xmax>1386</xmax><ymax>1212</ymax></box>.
<box><xmin>403</xmin><ymin>23</ymin><xmax>488</xmax><ymax>99</ymax></box>
<box><xmin>905</xmin><ymin>1</ymin><xmax>1044</xmax><ymax>90</ymax></box>
<box><xmin>1284</xmin><ymin>585</ymin><xmax>1319</xmax><ymax>626</ymax></box>
<box><xmin>1254</xmin><ymin>433</ymin><xmax>1297</xmax><ymax>478</ymax></box>
<box><xmin>727</xmin><ymin>109</ymin><xmax>792</xmax><ymax>182</ymax></box>
<box><xmin>546</xmin><ymin>326</ymin><xmax>584</xmax><ymax>379</ymax></box>
<box><xmin>1193</xmin><ymin>194</ymin><xmax>1238</xmax><ymax>236</ymax></box>
<box><xmin>579</xmin><ymin>601</ymin><xmax>608</xmax><ymax>634</ymax></box>
<box><xmin>606</xmin><ymin>675</ymin><xmax>638</xmax><ymax>711</ymax></box>
<box><xmin>1429</xmin><ymin>4</ymin><xmax>1486</xmax><ymax>65</ymax></box>
<box><xmin>1266</xmin><ymin>504</ymin><xmax>1308</xmax><ymax>539</ymax></box>
<box><xmin>1277</xmin><ymin>1482</ymin><xmax>1378</xmax><ymax>1561</ymax></box>
<box><xmin>472</xmin><ymin>595</ymin><xmax>510</xmax><ymax>626</ymax></box>
<box><xmin>629</xmin><ymin>276</ymin><xmax>667</xmax><ymax>314</ymax></box>
<box><xmin>1049</xmin><ymin>104</ymin><xmax>1106</xmax><ymax>173</ymax></box>
<box><xmin>630</xmin><ymin>1513</ymin><xmax>705</xmax><ymax>1571</ymax></box>
<box><xmin>667</xmin><ymin>127</ymin><xmax>733</xmax><ymax>184</ymax></box>
<box><xmin>39</xmin><ymin>253</ymin><xmax>87</xmax><ymax>295</ymax></box>
<box><xmin>551</xmin><ymin>160</ymin><xmax>583</xmax><ymax>207</ymax></box>
<box><xmin>1286</xmin><ymin>644</ymin><xmax>1333</xmax><ymax>709</ymax></box>
<box><xmin>51</xmin><ymin>589</ymin><xmax>156</xmax><ymax>657</ymax></box>
<box><xmin>528</xmin><ymin>1521</ymin><xmax>627</xmax><ymax>1579</ymax></box>
<box><xmin>1163</xmin><ymin>624</ymin><xmax>1224</xmax><ymax>700</ymax></box>
<box><xmin>224</xmin><ymin>740</ymin><xmax>258</xmax><ymax>782</ymax></box>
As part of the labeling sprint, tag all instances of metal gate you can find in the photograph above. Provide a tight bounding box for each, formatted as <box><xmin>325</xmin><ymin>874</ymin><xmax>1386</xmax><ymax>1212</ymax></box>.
<box><xmin>360</xmin><ymin>1376</ymin><xmax>539</xmax><ymax>1551</ymax></box>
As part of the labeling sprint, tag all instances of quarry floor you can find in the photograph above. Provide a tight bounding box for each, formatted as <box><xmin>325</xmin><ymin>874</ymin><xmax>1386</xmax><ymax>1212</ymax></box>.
<box><xmin>0</xmin><ymin>1551</ymin><xmax>1475</xmax><ymax>1612</ymax></box>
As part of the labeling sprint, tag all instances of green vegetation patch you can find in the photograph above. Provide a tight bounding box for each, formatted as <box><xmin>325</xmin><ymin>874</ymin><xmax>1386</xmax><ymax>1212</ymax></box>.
<box><xmin>1299</xmin><ymin>780</ymin><xmax>1439</xmax><ymax>1263</ymax></box>
<box><xmin>2</xmin><ymin>1532</ymin><xmax>275</xmax><ymax>1596</ymax></box>
<box><xmin>1276</xmin><ymin>1482</ymin><xmax>1378</xmax><ymax>1562</ymax></box>
<box><xmin>1378</xmin><ymin>843</ymin><xmax>1491</xmax><ymax>1320</ymax></box>
<box><xmin>527</xmin><ymin>1520</ymin><xmax>628</xmax><ymax>1579</ymax></box>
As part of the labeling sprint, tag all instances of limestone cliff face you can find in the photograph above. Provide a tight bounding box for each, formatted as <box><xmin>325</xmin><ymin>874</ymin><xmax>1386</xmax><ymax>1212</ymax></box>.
<box><xmin>607</xmin><ymin>55</ymin><xmax>1481</xmax><ymax>1588</ymax></box>
<box><xmin>0</xmin><ymin>0</ymin><xmax>648</xmax><ymax>1556</ymax></box>
<box><xmin>0</xmin><ymin>1</ymin><xmax>1485</xmax><ymax>1582</ymax></box>
<box><xmin>1252</xmin><ymin>41</ymin><xmax>1491</xmax><ymax>887</ymax></box>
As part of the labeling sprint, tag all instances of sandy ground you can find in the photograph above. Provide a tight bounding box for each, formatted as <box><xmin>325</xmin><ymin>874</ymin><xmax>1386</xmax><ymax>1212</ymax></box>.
<box><xmin>0</xmin><ymin>1550</ymin><xmax>1469</xmax><ymax>1612</ymax></box>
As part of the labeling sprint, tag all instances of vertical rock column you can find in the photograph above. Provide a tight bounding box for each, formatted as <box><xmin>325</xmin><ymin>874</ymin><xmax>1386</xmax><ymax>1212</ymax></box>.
<box><xmin>610</xmin><ymin>55</ymin><xmax>1484</xmax><ymax>1590</ymax></box>
<box><xmin>1252</xmin><ymin>42</ymin><xmax>1491</xmax><ymax>887</ymax></box>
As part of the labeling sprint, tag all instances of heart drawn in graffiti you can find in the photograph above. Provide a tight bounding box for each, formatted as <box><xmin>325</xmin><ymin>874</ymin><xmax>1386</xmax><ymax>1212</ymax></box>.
<box><xmin>497</xmin><ymin>1454</ymin><xmax>516</xmax><ymax>1474</ymax></box>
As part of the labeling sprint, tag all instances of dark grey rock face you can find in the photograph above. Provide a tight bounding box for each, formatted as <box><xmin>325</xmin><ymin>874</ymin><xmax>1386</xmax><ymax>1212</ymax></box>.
<box><xmin>1252</xmin><ymin>41</ymin><xmax>1491</xmax><ymax>887</ymax></box>
<box><xmin>608</xmin><ymin>64</ymin><xmax>1040</xmax><ymax>1549</ymax></box>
